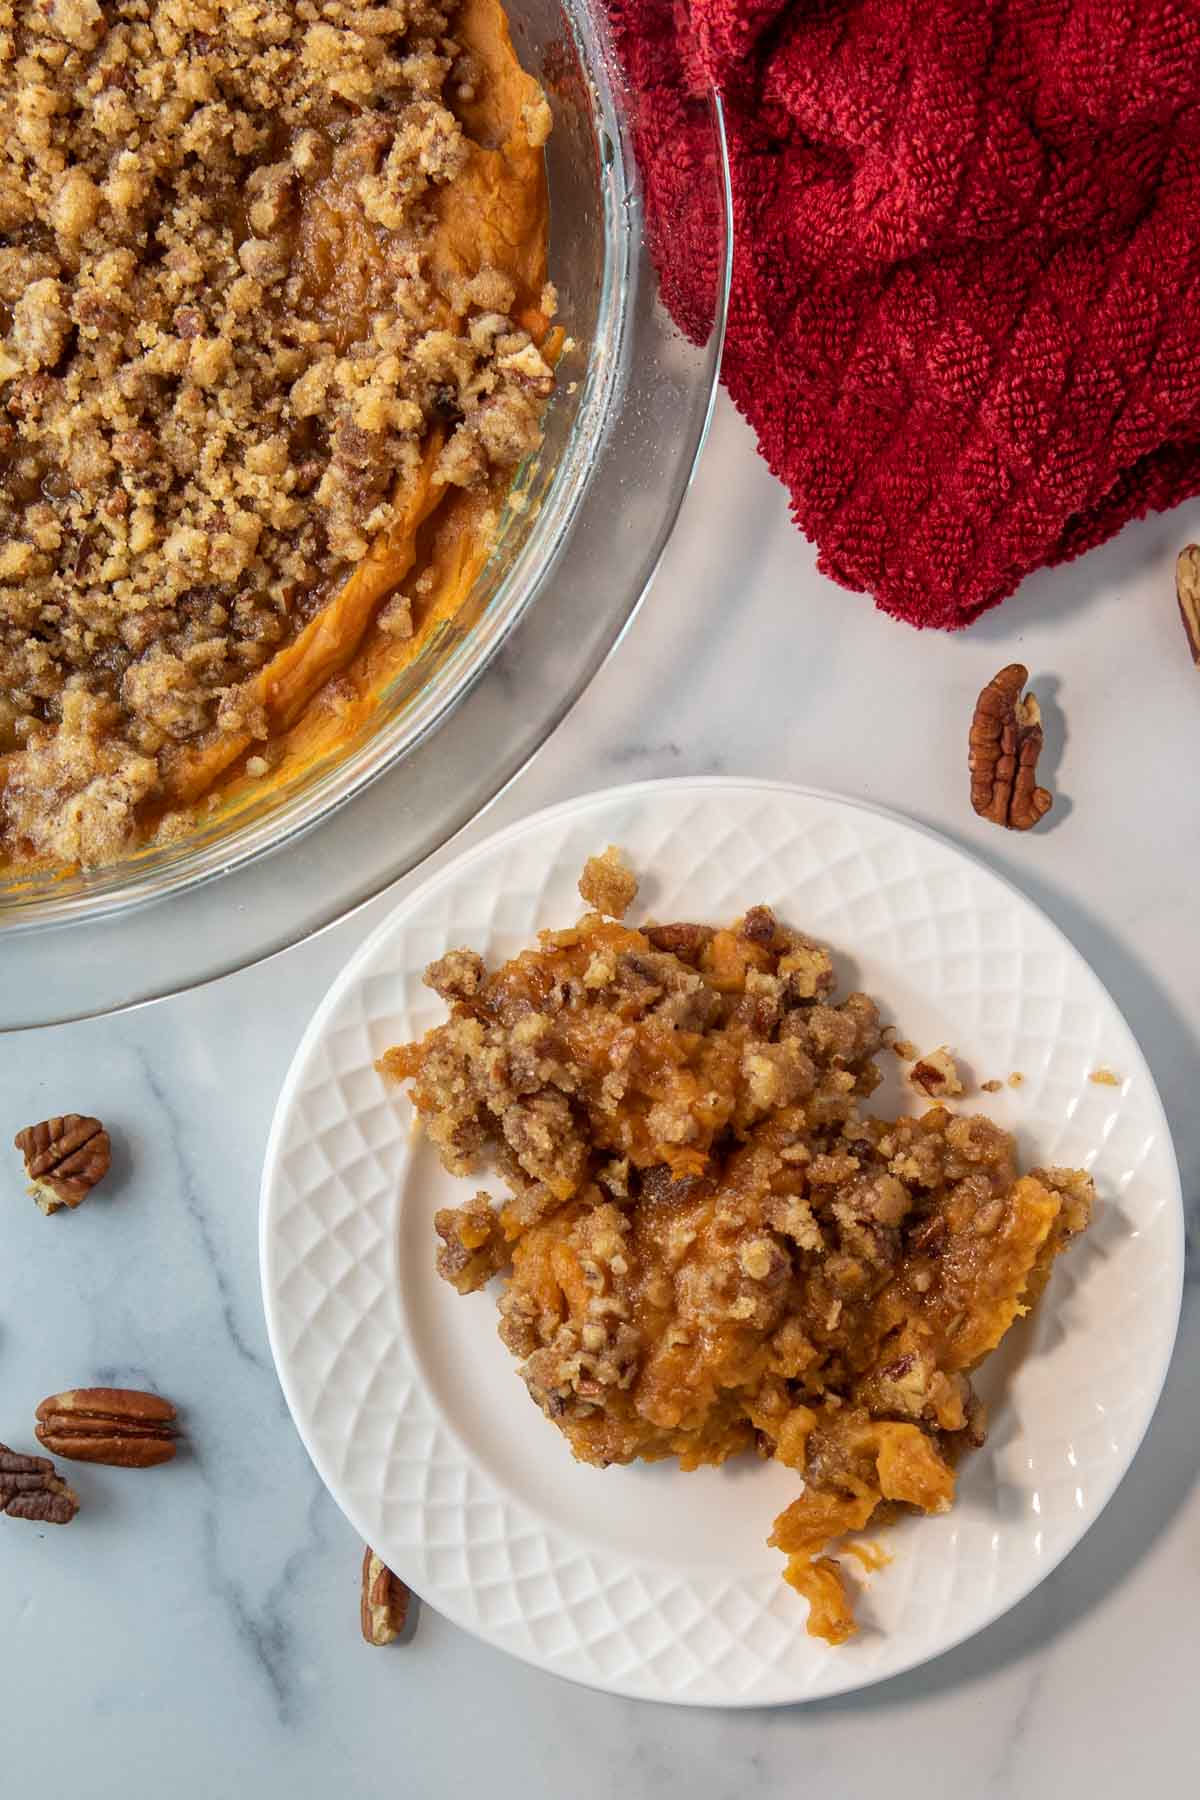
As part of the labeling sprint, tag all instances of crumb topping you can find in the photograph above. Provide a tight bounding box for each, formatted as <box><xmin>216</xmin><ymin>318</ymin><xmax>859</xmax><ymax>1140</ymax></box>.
<box><xmin>380</xmin><ymin>876</ymin><xmax>1093</xmax><ymax>1644</ymax></box>
<box><xmin>578</xmin><ymin>845</ymin><xmax>638</xmax><ymax>919</ymax></box>
<box><xmin>0</xmin><ymin>0</ymin><xmax>554</xmax><ymax>865</ymax></box>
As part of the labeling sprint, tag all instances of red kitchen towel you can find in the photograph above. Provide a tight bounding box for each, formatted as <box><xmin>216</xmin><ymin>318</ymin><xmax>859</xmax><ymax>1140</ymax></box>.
<box><xmin>607</xmin><ymin>0</ymin><xmax>1200</xmax><ymax>627</ymax></box>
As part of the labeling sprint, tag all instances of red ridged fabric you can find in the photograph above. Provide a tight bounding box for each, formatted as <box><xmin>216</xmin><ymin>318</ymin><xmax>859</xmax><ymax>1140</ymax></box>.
<box><xmin>608</xmin><ymin>0</ymin><xmax>1200</xmax><ymax>627</ymax></box>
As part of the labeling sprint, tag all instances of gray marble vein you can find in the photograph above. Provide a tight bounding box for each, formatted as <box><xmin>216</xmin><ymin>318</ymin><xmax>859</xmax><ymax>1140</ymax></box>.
<box><xmin>134</xmin><ymin>1045</ymin><xmax>272</xmax><ymax>1376</ymax></box>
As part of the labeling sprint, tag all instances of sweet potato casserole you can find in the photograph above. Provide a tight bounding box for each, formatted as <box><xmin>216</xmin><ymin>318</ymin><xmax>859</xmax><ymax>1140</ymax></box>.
<box><xmin>0</xmin><ymin>0</ymin><xmax>556</xmax><ymax>870</ymax></box>
<box><xmin>381</xmin><ymin>855</ymin><xmax>1094</xmax><ymax>1644</ymax></box>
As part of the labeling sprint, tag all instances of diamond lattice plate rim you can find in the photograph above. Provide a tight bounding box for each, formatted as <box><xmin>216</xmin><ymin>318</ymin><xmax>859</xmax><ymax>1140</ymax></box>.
<box><xmin>260</xmin><ymin>778</ymin><xmax>1184</xmax><ymax>1705</ymax></box>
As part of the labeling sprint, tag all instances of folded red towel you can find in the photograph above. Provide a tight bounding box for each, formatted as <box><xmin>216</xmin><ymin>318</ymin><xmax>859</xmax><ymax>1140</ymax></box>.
<box><xmin>608</xmin><ymin>0</ymin><xmax>1200</xmax><ymax>627</ymax></box>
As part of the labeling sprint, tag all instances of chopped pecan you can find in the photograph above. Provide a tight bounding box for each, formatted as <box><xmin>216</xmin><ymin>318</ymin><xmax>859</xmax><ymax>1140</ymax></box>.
<box><xmin>638</xmin><ymin>1164</ymin><xmax>711</xmax><ymax>1207</ymax></box>
<box><xmin>0</xmin><ymin>1443</ymin><xmax>79</xmax><ymax>1524</ymax></box>
<box><xmin>361</xmin><ymin>1547</ymin><xmax>410</xmax><ymax>1645</ymax></box>
<box><xmin>909</xmin><ymin>1214</ymin><xmax>946</xmax><ymax>1254</ymax></box>
<box><xmin>968</xmin><ymin>664</ymin><xmax>1053</xmax><ymax>831</ymax></box>
<box><xmin>739</xmin><ymin>905</ymin><xmax>778</xmax><ymax>946</ymax></box>
<box><xmin>909</xmin><ymin>1048</ymin><xmax>964</xmax><ymax>1100</ymax></box>
<box><xmin>14</xmin><ymin>1114</ymin><xmax>111</xmax><ymax>1213</ymax></box>
<box><xmin>424</xmin><ymin>949</ymin><xmax>486</xmax><ymax>1004</ymax></box>
<box><xmin>1176</xmin><ymin>545</ymin><xmax>1200</xmax><ymax>665</ymax></box>
<box><xmin>172</xmin><ymin>305</ymin><xmax>204</xmax><ymax>339</ymax></box>
<box><xmin>429</xmin><ymin>382</ymin><xmax>463</xmax><ymax>424</ymax></box>
<box><xmin>643</xmin><ymin>922</ymin><xmax>714</xmax><ymax>962</ymax></box>
<box><xmin>35</xmin><ymin>1388</ymin><xmax>177</xmax><ymax>1467</ymax></box>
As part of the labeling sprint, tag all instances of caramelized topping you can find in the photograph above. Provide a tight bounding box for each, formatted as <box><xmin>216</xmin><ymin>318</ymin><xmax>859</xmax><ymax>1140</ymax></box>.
<box><xmin>0</xmin><ymin>0</ymin><xmax>554</xmax><ymax>866</ymax></box>
<box><xmin>383</xmin><ymin>882</ymin><xmax>1093</xmax><ymax>1643</ymax></box>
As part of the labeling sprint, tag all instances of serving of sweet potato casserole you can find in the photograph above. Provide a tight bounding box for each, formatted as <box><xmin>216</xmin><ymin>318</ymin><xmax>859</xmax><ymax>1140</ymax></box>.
<box><xmin>380</xmin><ymin>855</ymin><xmax>1093</xmax><ymax>1644</ymax></box>
<box><xmin>0</xmin><ymin>0</ymin><xmax>556</xmax><ymax>870</ymax></box>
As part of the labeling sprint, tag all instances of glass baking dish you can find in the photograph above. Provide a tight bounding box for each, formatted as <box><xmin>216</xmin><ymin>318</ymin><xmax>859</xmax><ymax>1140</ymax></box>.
<box><xmin>0</xmin><ymin>0</ymin><xmax>731</xmax><ymax>1028</ymax></box>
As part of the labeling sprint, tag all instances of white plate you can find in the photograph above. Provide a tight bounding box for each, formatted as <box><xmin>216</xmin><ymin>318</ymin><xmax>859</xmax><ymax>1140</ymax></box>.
<box><xmin>260</xmin><ymin>779</ymin><xmax>1183</xmax><ymax>1704</ymax></box>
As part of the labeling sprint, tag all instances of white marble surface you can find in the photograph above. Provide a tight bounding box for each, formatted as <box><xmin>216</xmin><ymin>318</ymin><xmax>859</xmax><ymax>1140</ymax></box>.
<box><xmin>4</xmin><ymin>395</ymin><xmax>1199</xmax><ymax>1794</ymax></box>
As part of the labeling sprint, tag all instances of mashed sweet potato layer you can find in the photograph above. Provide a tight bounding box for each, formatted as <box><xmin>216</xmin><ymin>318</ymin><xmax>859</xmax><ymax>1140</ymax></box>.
<box><xmin>0</xmin><ymin>0</ymin><xmax>554</xmax><ymax>870</ymax></box>
<box><xmin>381</xmin><ymin>865</ymin><xmax>1094</xmax><ymax>1644</ymax></box>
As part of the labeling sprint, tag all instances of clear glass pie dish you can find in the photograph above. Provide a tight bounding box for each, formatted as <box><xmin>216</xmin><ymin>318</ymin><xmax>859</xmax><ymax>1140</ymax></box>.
<box><xmin>0</xmin><ymin>0</ymin><xmax>731</xmax><ymax>1029</ymax></box>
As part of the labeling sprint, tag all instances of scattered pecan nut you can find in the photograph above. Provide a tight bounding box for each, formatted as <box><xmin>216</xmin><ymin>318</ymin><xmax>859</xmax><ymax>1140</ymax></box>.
<box><xmin>968</xmin><ymin>664</ymin><xmax>1053</xmax><ymax>831</ymax></box>
<box><xmin>14</xmin><ymin>1115</ymin><xmax>111</xmax><ymax>1214</ymax></box>
<box><xmin>1176</xmin><ymin>545</ymin><xmax>1200</xmax><ymax>665</ymax></box>
<box><xmin>0</xmin><ymin>1443</ymin><xmax>80</xmax><ymax>1524</ymax></box>
<box><xmin>35</xmin><ymin>1389</ymin><xmax>177</xmax><ymax>1468</ymax></box>
<box><xmin>909</xmin><ymin>1047</ymin><xmax>964</xmax><ymax>1099</ymax></box>
<box><xmin>361</xmin><ymin>1546</ymin><xmax>410</xmax><ymax>1645</ymax></box>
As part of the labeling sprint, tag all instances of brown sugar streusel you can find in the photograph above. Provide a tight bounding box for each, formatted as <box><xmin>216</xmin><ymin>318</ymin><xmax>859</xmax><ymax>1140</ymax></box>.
<box><xmin>381</xmin><ymin>872</ymin><xmax>1094</xmax><ymax>1646</ymax></box>
<box><xmin>577</xmin><ymin>846</ymin><xmax>639</xmax><ymax>920</ymax></box>
<box><xmin>0</xmin><ymin>0</ymin><xmax>554</xmax><ymax>868</ymax></box>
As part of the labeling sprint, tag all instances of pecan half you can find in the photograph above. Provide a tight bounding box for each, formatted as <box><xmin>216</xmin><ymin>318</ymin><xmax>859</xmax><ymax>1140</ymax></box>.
<box><xmin>14</xmin><ymin>1115</ymin><xmax>111</xmax><ymax>1213</ymax></box>
<box><xmin>35</xmin><ymin>1388</ymin><xmax>177</xmax><ymax>1467</ymax></box>
<box><xmin>1177</xmin><ymin>545</ymin><xmax>1200</xmax><ymax>665</ymax></box>
<box><xmin>0</xmin><ymin>1443</ymin><xmax>79</xmax><ymax>1524</ymax></box>
<box><xmin>968</xmin><ymin>664</ymin><xmax>1053</xmax><ymax>831</ymax></box>
<box><xmin>360</xmin><ymin>1546</ymin><xmax>410</xmax><ymax>1645</ymax></box>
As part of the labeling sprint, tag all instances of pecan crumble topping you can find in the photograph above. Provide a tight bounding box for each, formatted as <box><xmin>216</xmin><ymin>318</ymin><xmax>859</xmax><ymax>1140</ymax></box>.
<box><xmin>381</xmin><ymin>869</ymin><xmax>1094</xmax><ymax>1644</ymax></box>
<box><xmin>577</xmin><ymin>844</ymin><xmax>638</xmax><ymax>919</ymax></box>
<box><xmin>0</xmin><ymin>0</ymin><xmax>555</xmax><ymax>866</ymax></box>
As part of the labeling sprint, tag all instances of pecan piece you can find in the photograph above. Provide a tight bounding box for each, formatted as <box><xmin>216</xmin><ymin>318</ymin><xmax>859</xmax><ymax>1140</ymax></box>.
<box><xmin>1176</xmin><ymin>545</ymin><xmax>1200</xmax><ymax>665</ymax></box>
<box><xmin>909</xmin><ymin>1048</ymin><xmax>964</xmax><ymax>1100</ymax></box>
<box><xmin>35</xmin><ymin>1388</ymin><xmax>177</xmax><ymax>1467</ymax></box>
<box><xmin>14</xmin><ymin>1114</ymin><xmax>111</xmax><ymax>1214</ymax></box>
<box><xmin>361</xmin><ymin>1546</ymin><xmax>410</xmax><ymax>1645</ymax></box>
<box><xmin>909</xmin><ymin>1213</ymin><xmax>948</xmax><ymax>1259</ymax></box>
<box><xmin>0</xmin><ymin>1443</ymin><xmax>79</xmax><ymax>1524</ymax></box>
<box><xmin>739</xmin><ymin>905</ymin><xmax>779</xmax><ymax>947</ymax></box>
<box><xmin>644</xmin><ymin>922</ymin><xmax>714</xmax><ymax>963</ymax></box>
<box><xmin>968</xmin><ymin>664</ymin><xmax>1053</xmax><ymax>831</ymax></box>
<box><xmin>428</xmin><ymin>381</ymin><xmax>463</xmax><ymax>425</ymax></box>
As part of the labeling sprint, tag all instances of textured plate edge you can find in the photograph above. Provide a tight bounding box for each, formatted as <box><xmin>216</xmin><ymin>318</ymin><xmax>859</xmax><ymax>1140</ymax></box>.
<box><xmin>259</xmin><ymin>776</ymin><xmax>1186</xmax><ymax>1706</ymax></box>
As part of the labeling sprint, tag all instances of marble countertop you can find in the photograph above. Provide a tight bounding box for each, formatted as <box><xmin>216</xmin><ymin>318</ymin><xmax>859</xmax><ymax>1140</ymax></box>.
<box><xmin>5</xmin><ymin>396</ymin><xmax>1198</xmax><ymax>1795</ymax></box>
